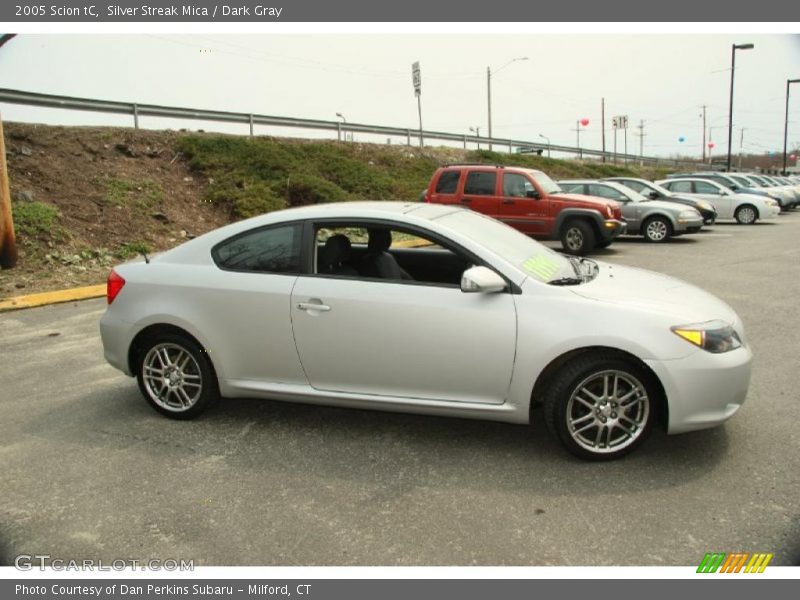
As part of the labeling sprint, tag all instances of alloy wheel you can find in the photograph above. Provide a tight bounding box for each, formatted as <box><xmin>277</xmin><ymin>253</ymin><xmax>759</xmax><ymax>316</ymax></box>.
<box><xmin>142</xmin><ymin>342</ymin><xmax>203</xmax><ymax>412</ymax></box>
<box><xmin>566</xmin><ymin>369</ymin><xmax>650</xmax><ymax>454</ymax></box>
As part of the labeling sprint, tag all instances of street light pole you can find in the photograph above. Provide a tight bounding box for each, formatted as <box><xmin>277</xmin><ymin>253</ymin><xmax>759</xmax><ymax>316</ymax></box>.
<box><xmin>470</xmin><ymin>126</ymin><xmax>481</xmax><ymax>151</ymax></box>
<box><xmin>782</xmin><ymin>79</ymin><xmax>800</xmax><ymax>174</ymax></box>
<box><xmin>335</xmin><ymin>112</ymin><xmax>346</xmax><ymax>142</ymax></box>
<box><xmin>539</xmin><ymin>133</ymin><xmax>551</xmax><ymax>158</ymax></box>
<box><xmin>727</xmin><ymin>43</ymin><xmax>754</xmax><ymax>172</ymax></box>
<box><xmin>487</xmin><ymin>57</ymin><xmax>528</xmax><ymax>151</ymax></box>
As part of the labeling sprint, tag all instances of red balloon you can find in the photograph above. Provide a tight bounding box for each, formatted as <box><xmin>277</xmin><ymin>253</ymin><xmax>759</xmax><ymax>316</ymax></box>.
<box><xmin>579</xmin><ymin>118</ymin><xmax>590</xmax><ymax>127</ymax></box>
<box><xmin>791</xmin><ymin>154</ymin><xmax>797</xmax><ymax>160</ymax></box>
<box><xmin>708</xmin><ymin>142</ymin><xmax>716</xmax><ymax>149</ymax></box>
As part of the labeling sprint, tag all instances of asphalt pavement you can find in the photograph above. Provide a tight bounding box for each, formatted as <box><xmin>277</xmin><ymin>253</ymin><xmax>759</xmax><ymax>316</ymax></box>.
<box><xmin>1</xmin><ymin>215</ymin><xmax>799</xmax><ymax>566</ymax></box>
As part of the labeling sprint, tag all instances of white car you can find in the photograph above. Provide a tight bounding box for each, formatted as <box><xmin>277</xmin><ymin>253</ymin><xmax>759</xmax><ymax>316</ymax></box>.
<box><xmin>100</xmin><ymin>202</ymin><xmax>752</xmax><ymax>460</ymax></box>
<box><xmin>656</xmin><ymin>178</ymin><xmax>780</xmax><ymax>224</ymax></box>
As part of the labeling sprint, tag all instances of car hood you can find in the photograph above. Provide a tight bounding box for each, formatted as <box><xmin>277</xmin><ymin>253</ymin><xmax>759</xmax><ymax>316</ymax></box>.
<box><xmin>569</xmin><ymin>262</ymin><xmax>738</xmax><ymax>324</ymax></box>
<box><xmin>638</xmin><ymin>199</ymin><xmax>692</xmax><ymax>213</ymax></box>
<box><xmin>552</xmin><ymin>192</ymin><xmax>618</xmax><ymax>208</ymax></box>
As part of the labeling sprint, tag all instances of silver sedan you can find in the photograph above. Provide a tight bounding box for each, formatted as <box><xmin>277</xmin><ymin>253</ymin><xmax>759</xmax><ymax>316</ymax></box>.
<box><xmin>100</xmin><ymin>202</ymin><xmax>752</xmax><ymax>460</ymax></box>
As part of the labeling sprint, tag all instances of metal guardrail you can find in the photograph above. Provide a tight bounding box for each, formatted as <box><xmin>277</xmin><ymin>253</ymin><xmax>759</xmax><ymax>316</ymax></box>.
<box><xmin>0</xmin><ymin>88</ymin><xmax>698</xmax><ymax>167</ymax></box>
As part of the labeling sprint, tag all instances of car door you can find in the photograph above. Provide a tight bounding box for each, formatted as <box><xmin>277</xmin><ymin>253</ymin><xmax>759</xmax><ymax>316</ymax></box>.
<box><xmin>459</xmin><ymin>170</ymin><xmax>501</xmax><ymax>219</ymax></box>
<box><xmin>496</xmin><ymin>172</ymin><xmax>549</xmax><ymax>235</ymax></box>
<box><xmin>290</xmin><ymin>223</ymin><xmax>517</xmax><ymax>405</ymax></box>
<box><xmin>693</xmin><ymin>180</ymin><xmax>734</xmax><ymax>218</ymax></box>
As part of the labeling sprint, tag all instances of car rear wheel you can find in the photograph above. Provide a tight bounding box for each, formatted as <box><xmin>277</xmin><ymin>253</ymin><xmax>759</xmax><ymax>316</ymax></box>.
<box><xmin>560</xmin><ymin>220</ymin><xmax>595</xmax><ymax>255</ymax></box>
<box><xmin>735</xmin><ymin>204</ymin><xmax>758</xmax><ymax>224</ymax></box>
<box><xmin>136</xmin><ymin>332</ymin><xmax>219</xmax><ymax>419</ymax></box>
<box><xmin>543</xmin><ymin>353</ymin><xmax>655</xmax><ymax>460</ymax></box>
<box><xmin>642</xmin><ymin>216</ymin><xmax>672</xmax><ymax>243</ymax></box>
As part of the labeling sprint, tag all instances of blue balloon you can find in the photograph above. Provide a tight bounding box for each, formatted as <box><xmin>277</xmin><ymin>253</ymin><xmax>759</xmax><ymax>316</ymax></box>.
<box><xmin>678</xmin><ymin>136</ymin><xmax>686</xmax><ymax>143</ymax></box>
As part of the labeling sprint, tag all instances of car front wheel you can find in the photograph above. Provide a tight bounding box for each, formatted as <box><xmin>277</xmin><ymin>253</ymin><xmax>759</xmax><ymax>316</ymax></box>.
<box><xmin>136</xmin><ymin>332</ymin><xmax>219</xmax><ymax>419</ymax></box>
<box><xmin>560</xmin><ymin>220</ymin><xmax>595</xmax><ymax>255</ymax></box>
<box><xmin>735</xmin><ymin>204</ymin><xmax>758</xmax><ymax>224</ymax></box>
<box><xmin>543</xmin><ymin>353</ymin><xmax>656</xmax><ymax>460</ymax></box>
<box><xmin>642</xmin><ymin>216</ymin><xmax>672</xmax><ymax>243</ymax></box>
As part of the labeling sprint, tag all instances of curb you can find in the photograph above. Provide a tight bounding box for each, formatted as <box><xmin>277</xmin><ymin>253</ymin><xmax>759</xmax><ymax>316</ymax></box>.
<box><xmin>0</xmin><ymin>284</ymin><xmax>105</xmax><ymax>312</ymax></box>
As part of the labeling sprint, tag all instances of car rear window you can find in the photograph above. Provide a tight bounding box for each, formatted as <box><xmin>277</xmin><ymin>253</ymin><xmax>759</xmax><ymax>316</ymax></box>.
<box><xmin>435</xmin><ymin>170</ymin><xmax>461</xmax><ymax>194</ymax></box>
<box><xmin>464</xmin><ymin>171</ymin><xmax>497</xmax><ymax>195</ymax></box>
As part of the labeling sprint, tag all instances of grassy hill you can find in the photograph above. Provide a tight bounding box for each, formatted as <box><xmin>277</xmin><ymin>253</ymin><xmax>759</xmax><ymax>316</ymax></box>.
<box><xmin>1</xmin><ymin>122</ymin><xmax>671</xmax><ymax>296</ymax></box>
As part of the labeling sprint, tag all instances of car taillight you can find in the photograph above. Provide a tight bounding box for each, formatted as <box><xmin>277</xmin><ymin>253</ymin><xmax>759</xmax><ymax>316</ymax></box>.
<box><xmin>107</xmin><ymin>270</ymin><xmax>125</xmax><ymax>304</ymax></box>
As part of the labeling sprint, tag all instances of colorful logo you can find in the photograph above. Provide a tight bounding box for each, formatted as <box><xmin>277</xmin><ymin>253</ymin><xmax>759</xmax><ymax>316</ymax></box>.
<box><xmin>697</xmin><ymin>552</ymin><xmax>773</xmax><ymax>573</ymax></box>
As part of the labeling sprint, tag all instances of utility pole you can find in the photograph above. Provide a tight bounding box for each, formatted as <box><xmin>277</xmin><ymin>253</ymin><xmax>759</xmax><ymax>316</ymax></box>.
<box><xmin>738</xmin><ymin>128</ymin><xmax>745</xmax><ymax>170</ymax></box>
<box><xmin>700</xmin><ymin>105</ymin><xmax>707</xmax><ymax>162</ymax></box>
<box><xmin>635</xmin><ymin>120</ymin><xmax>646</xmax><ymax>166</ymax></box>
<box><xmin>0</xmin><ymin>115</ymin><xmax>18</xmax><ymax>269</ymax></box>
<box><xmin>601</xmin><ymin>98</ymin><xmax>606</xmax><ymax>163</ymax></box>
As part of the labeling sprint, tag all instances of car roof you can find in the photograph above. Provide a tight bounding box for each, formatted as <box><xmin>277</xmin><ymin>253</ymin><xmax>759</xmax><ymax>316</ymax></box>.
<box><xmin>443</xmin><ymin>164</ymin><xmax>545</xmax><ymax>176</ymax></box>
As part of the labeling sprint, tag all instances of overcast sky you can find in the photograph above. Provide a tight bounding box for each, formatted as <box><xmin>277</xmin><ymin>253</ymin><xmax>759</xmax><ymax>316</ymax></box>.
<box><xmin>1</xmin><ymin>33</ymin><xmax>799</xmax><ymax>158</ymax></box>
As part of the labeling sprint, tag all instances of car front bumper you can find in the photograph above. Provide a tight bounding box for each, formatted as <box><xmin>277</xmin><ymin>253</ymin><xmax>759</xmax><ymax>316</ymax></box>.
<box><xmin>645</xmin><ymin>345</ymin><xmax>752</xmax><ymax>434</ymax></box>
<box><xmin>598</xmin><ymin>219</ymin><xmax>627</xmax><ymax>241</ymax></box>
<box><xmin>674</xmin><ymin>216</ymin><xmax>704</xmax><ymax>233</ymax></box>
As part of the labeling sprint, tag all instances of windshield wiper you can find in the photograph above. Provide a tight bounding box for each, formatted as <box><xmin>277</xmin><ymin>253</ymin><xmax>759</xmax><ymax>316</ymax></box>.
<box><xmin>548</xmin><ymin>277</ymin><xmax>584</xmax><ymax>286</ymax></box>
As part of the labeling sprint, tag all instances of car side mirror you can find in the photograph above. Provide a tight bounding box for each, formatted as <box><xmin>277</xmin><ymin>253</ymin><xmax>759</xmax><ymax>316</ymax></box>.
<box><xmin>526</xmin><ymin>189</ymin><xmax>540</xmax><ymax>199</ymax></box>
<box><xmin>648</xmin><ymin>191</ymin><xmax>659</xmax><ymax>199</ymax></box>
<box><xmin>460</xmin><ymin>266</ymin><xmax>507</xmax><ymax>294</ymax></box>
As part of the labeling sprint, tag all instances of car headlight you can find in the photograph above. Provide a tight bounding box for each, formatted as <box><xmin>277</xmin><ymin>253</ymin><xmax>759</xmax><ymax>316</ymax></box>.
<box><xmin>698</xmin><ymin>201</ymin><xmax>713</xmax><ymax>210</ymax></box>
<box><xmin>766</xmin><ymin>199</ymin><xmax>778</xmax><ymax>207</ymax></box>
<box><xmin>671</xmin><ymin>320</ymin><xmax>742</xmax><ymax>353</ymax></box>
<box><xmin>678</xmin><ymin>210</ymin><xmax>699</xmax><ymax>219</ymax></box>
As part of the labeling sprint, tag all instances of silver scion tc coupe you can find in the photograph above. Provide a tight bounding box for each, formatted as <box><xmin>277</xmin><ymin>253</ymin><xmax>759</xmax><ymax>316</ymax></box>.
<box><xmin>100</xmin><ymin>202</ymin><xmax>752</xmax><ymax>460</ymax></box>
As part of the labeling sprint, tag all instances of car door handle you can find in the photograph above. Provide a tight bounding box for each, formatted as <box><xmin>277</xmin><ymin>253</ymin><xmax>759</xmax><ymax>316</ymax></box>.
<box><xmin>297</xmin><ymin>302</ymin><xmax>331</xmax><ymax>312</ymax></box>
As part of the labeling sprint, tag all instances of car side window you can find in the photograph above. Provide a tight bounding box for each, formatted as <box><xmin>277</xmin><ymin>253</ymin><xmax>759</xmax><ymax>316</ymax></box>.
<box><xmin>669</xmin><ymin>181</ymin><xmax>693</xmax><ymax>194</ymax></box>
<box><xmin>464</xmin><ymin>171</ymin><xmax>497</xmax><ymax>195</ymax></box>
<box><xmin>435</xmin><ymin>170</ymin><xmax>461</xmax><ymax>194</ymax></box>
<box><xmin>213</xmin><ymin>223</ymin><xmax>303</xmax><ymax>273</ymax></box>
<box><xmin>312</xmin><ymin>222</ymin><xmax>472</xmax><ymax>287</ymax></box>
<box><xmin>589</xmin><ymin>184</ymin><xmax>627</xmax><ymax>202</ymax></box>
<box><xmin>503</xmin><ymin>173</ymin><xmax>533</xmax><ymax>197</ymax></box>
<box><xmin>694</xmin><ymin>181</ymin><xmax>720</xmax><ymax>194</ymax></box>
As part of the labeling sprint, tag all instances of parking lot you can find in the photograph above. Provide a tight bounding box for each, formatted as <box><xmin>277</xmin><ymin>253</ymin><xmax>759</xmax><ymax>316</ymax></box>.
<box><xmin>1</xmin><ymin>215</ymin><xmax>799</xmax><ymax>567</ymax></box>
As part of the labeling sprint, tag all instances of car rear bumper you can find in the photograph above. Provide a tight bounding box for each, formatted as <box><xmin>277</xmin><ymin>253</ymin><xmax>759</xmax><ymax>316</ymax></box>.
<box><xmin>100</xmin><ymin>311</ymin><xmax>135</xmax><ymax>376</ymax></box>
<box><xmin>645</xmin><ymin>345</ymin><xmax>752</xmax><ymax>434</ymax></box>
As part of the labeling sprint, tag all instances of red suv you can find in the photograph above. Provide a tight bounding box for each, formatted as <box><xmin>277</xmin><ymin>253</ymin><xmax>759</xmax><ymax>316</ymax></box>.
<box><xmin>424</xmin><ymin>165</ymin><xmax>626</xmax><ymax>254</ymax></box>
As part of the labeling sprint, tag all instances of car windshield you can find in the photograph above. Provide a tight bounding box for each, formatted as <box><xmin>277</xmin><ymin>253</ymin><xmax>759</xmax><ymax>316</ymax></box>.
<box><xmin>529</xmin><ymin>171</ymin><xmax>562</xmax><ymax>194</ymax></box>
<box><xmin>435</xmin><ymin>209</ymin><xmax>575</xmax><ymax>283</ymax></box>
<box><xmin>730</xmin><ymin>175</ymin><xmax>752</xmax><ymax>187</ymax></box>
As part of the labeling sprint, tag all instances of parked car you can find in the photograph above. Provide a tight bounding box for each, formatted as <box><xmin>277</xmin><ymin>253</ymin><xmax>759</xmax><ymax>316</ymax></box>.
<box><xmin>558</xmin><ymin>180</ymin><xmax>703</xmax><ymax>243</ymax></box>
<box><xmin>656</xmin><ymin>178</ymin><xmax>781</xmax><ymax>224</ymax></box>
<box><xmin>603</xmin><ymin>177</ymin><xmax>717</xmax><ymax>225</ymax></box>
<box><xmin>678</xmin><ymin>171</ymin><xmax>794</xmax><ymax>210</ymax></box>
<box><xmin>100</xmin><ymin>201</ymin><xmax>752</xmax><ymax>461</ymax></box>
<box><xmin>423</xmin><ymin>165</ymin><xmax>626</xmax><ymax>255</ymax></box>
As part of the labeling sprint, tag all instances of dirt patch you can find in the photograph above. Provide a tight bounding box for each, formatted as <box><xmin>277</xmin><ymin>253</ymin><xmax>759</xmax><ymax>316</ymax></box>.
<box><xmin>1</xmin><ymin>122</ymin><xmax>229</xmax><ymax>296</ymax></box>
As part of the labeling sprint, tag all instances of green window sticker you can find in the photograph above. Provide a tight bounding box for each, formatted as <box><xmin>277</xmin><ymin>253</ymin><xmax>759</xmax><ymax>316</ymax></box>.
<box><xmin>522</xmin><ymin>255</ymin><xmax>560</xmax><ymax>281</ymax></box>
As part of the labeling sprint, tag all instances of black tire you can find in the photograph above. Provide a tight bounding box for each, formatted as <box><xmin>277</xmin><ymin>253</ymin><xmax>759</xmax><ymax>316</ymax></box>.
<box><xmin>734</xmin><ymin>204</ymin><xmax>758</xmax><ymax>225</ymax></box>
<box><xmin>135</xmin><ymin>332</ymin><xmax>219</xmax><ymax>420</ymax></box>
<box><xmin>560</xmin><ymin>220</ymin><xmax>595</xmax><ymax>255</ymax></box>
<box><xmin>542</xmin><ymin>352</ymin><xmax>656</xmax><ymax>460</ymax></box>
<box><xmin>642</xmin><ymin>215</ymin><xmax>672</xmax><ymax>243</ymax></box>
